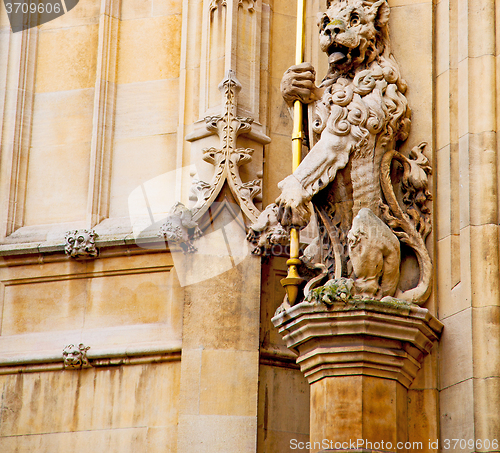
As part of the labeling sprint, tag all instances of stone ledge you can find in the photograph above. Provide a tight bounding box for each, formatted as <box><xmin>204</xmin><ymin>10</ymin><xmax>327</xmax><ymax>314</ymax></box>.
<box><xmin>0</xmin><ymin>234</ymin><xmax>169</xmax><ymax>257</ymax></box>
<box><xmin>259</xmin><ymin>345</ymin><xmax>300</xmax><ymax>369</ymax></box>
<box><xmin>0</xmin><ymin>216</ymin><xmax>172</xmax><ymax>259</ymax></box>
<box><xmin>272</xmin><ymin>300</ymin><xmax>443</xmax><ymax>388</ymax></box>
<box><xmin>0</xmin><ymin>351</ymin><xmax>181</xmax><ymax>375</ymax></box>
<box><xmin>0</xmin><ymin>323</ymin><xmax>182</xmax><ymax>374</ymax></box>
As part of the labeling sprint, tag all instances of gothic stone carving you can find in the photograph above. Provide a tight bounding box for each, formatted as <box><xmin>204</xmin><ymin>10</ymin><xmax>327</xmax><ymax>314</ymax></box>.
<box><xmin>247</xmin><ymin>203</ymin><xmax>288</xmax><ymax>255</ymax></box>
<box><xmin>158</xmin><ymin>202</ymin><xmax>202</xmax><ymax>253</ymax></box>
<box><xmin>272</xmin><ymin>299</ymin><xmax>443</xmax><ymax>387</ymax></box>
<box><xmin>65</xmin><ymin>230</ymin><xmax>99</xmax><ymax>259</ymax></box>
<box><xmin>63</xmin><ymin>344</ymin><xmax>92</xmax><ymax>369</ymax></box>
<box><xmin>188</xmin><ymin>70</ymin><xmax>262</xmax><ymax>224</ymax></box>
<box><xmin>272</xmin><ymin>0</ymin><xmax>432</xmax><ymax>305</ymax></box>
<box><xmin>209</xmin><ymin>0</ymin><xmax>255</xmax><ymax>15</ymax></box>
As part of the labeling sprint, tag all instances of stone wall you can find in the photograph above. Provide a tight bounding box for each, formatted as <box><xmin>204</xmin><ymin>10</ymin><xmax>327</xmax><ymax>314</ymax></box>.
<box><xmin>435</xmin><ymin>0</ymin><xmax>500</xmax><ymax>445</ymax></box>
<box><xmin>0</xmin><ymin>0</ymin><xmax>498</xmax><ymax>452</ymax></box>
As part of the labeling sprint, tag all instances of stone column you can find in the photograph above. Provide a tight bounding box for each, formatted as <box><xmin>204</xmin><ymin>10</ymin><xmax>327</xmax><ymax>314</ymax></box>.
<box><xmin>175</xmin><ymin>1</ymin><xmax>269</xmax><ymax>451</ymax></box>
<box><xmin>273</xmin><ymin>300</ymin><xmax>443</xmax><ymax>453</ymax></box>
<box><xmin>435</xmin><ymin>0</ymin><xmax>500</xmax><ymax>443</ymax></box>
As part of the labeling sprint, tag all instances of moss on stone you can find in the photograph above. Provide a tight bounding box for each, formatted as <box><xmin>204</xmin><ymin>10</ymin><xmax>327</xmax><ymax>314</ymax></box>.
<box><xmin>305</xmin><ymin>278</ymin><xmax>414</xmax><ymax>310</ymax></box>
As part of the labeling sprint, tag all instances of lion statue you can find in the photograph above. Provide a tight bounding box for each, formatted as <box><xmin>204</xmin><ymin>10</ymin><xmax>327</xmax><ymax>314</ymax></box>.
<box><xmin>253</xmin><ymin>0</ymin><xmax>433</xmax><ymax>305</ymax></box>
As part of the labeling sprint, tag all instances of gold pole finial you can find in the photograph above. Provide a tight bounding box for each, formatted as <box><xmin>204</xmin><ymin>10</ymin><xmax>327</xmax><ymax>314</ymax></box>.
<box><xmin>281</xmin><ymin>0</ymin><xmax>307</xmax><ymax>305</ymax></box>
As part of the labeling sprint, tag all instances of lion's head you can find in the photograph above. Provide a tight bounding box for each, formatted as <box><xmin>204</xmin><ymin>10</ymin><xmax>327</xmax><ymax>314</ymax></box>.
<box><xmin>319</xmin><ymin>0</ymin><xmax>390</xmax><ymax>75</ymax></box>
<box><xmin>63</xmin><ymin>344</ymin><xmax>91</xmax><ymax>369</ymax></box>
<box><xmin>311</xmin><ymin>0</ymin><xmax>410</xmax><ymax>155</ymax></box>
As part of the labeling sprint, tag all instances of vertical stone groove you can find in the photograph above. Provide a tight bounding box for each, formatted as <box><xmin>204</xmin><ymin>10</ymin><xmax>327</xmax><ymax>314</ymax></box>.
<box><xmin>87</xmin><ymin>0</ymin><xmax>120</xmax><ymax>227</ymax></box>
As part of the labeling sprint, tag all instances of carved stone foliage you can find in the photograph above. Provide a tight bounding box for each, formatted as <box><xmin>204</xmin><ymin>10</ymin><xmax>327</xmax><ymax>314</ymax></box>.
<box><xmin>158</xmin><ymin>202</ymin><xmax>202</xmax><ymax>253</ymax></box>
<box><xmin>65</xmin><ymin>230</ymin><xmax>99</xmax><ymax>259</ymax></box>
<box><xmin>189</xmin><ymin>70</ymin><xmax>262</xmax><ymax>224</ymax></box>
<box><xmin>263</xmin><ymin>0</ymin><xmax>433</xmax><ymax>306</ymax></box>
<box><xmin>209</xmin><ymin>0</ymin><xmax>255</xmax><ymax>15</ymax></box>
<box><xmin>63</xmin><ymin>344</ymin><xmax>92</xmax><ymax>370</ymax></box>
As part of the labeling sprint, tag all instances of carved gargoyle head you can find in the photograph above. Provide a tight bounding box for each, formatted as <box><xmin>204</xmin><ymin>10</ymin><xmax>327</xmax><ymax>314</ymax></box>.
<box><xmin>158</xmin><ymin>202</ymin><xmax>201</xmax><ymax>253</ymax></box>
<box><xmin>65</xmin><ymin>230</ymin><xmax>98</xmax><ymax>259</ymax></box>
<box><xmin>318</xmin><ymin>0</ymin><xmax>390</xmax><ymax>73</ymax></box>
<box><xmin>63</xmin><ymin>344</ymin><xmax>91</xmax><ymax>369</ymax></box>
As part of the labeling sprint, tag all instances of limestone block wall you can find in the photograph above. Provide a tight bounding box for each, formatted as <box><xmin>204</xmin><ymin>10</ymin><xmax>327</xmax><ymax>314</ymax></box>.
<box><xmin>2</xmin><ymin>0</ymin><xmax>497</xmax><ymax>450</ymax></box>
<box><xmin>0</xmin><ymin>249</ymin><xmax>184</xmax><ymax>451</ymax></box>
<box><xmin>0</xmin><ymin>362</ymin><xmax>181</xmax><ymax>452</ymax></box>
<box><xmin>0</xmin><ymin>1</ymin><xmax>186</xmax><ymax>451</ymax></box>
<box><xmin>0</xmin><ymin>0</ymin><xmax>295</xmax><ymax>452</ymax></box>
<box><xmin>258</xmin><ymin>257</ymin><xmax>310</xmax><ymax>452</ymax></box>
<box><xmin>0</xmin><ymin>0</ymin><xmax>183</xmax><ymax>237</ymax></box>
<box><xmin>435</xmin><ymin>0</ymin><xmax>500</xmax><ymax>446</ymax></box>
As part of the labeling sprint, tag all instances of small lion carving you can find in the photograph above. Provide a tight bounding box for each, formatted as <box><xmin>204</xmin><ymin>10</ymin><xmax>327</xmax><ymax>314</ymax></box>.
<box><xmin>63</xmin><ymin>344</ymin><xmax>91</xmax><ymax>370</ymax></box>
<box><xmin>247</xmin><ymin>203</ymin><xmax>289</xmax><ymax>255</ymax></box>
<box><xmin>158</xmin><ymin>202</ymin><xmax>202</xmax><ymax>253</ymax></box>
<box><xmin>65</xmin><ymin>230</ymin><xmax>98</xmax><ymax>259</ymax></box>
<box><xmin>272</xmin><ymin>0</ymin><xmax>432</xmax><ymax>305</ymax></box>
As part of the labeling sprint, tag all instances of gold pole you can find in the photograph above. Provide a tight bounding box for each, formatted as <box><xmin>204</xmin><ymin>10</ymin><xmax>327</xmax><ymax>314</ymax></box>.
<box><xmin>281</xmin><ymin>0</ymin><xmax>306</xmax><ymax>305</ymax></box>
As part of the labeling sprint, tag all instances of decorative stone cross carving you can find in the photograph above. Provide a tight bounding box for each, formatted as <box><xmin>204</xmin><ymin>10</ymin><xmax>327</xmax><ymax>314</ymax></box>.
<box><xmin>189</xmin><ymin>70</ymin><xmax>262</xmax><ymax>224</ymax></box>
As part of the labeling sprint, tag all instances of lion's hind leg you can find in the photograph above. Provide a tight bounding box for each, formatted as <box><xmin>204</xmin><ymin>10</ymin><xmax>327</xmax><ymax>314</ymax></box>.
<box><xmin>348</xmin><ymin>208</ymin><xmax>400</xmax><ymax>300</ymax></box>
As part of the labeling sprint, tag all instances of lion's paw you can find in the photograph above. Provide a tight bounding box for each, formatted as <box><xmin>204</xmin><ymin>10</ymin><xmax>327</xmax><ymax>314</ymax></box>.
<box><xmin>276</xmin><ymin>176</ymin><xmax>312</xmax><ymax>229</ymax></box>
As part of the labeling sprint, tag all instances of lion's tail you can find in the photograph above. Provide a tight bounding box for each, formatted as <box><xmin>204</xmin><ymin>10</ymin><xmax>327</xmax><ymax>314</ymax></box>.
<box><xmin>380</xmin><ymin>150</ymin><xmax>433</xmax><ymax>305</ymax></box>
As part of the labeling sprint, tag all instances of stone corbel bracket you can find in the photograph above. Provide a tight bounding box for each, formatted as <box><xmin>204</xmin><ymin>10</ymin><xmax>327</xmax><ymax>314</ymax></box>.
<box><xmin>272</xmin><ymin>300</ymin><xmax>443</xmax><ymax>388</ymax></box>
<box><xmin>64</xmin><ymin>229</ymin><xmax>99</xmax><ymax>259</ymax></box>
<box><xmin>186</xmin><ymin>70</ymin><xmax>270</xmax><ymax>225</ymax></box>
<box><xmin>63</xmin><ymin>344</ymin><xmax>92</xmax><ymax>370</ymax></box>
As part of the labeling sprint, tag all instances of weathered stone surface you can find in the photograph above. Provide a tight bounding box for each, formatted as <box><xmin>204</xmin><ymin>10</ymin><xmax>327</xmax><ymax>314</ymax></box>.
<box><xmin>65</xmin><ymin>229</ymin><xmax>99</xmax><ymax>259</ymax></box>
<box><xmin>1</xmin><ymin>0</ymin><xmax>499</xmax><ymax>449</ymax></box>
<box><xmin>273</xmin><ymin>300</ymin><xmax>442</xmax><ymax>388</ymax></box>
<box><xmin>0</xmin><ymin>362</ymin><xmax>180</xmax><ymax>437</ymax></box>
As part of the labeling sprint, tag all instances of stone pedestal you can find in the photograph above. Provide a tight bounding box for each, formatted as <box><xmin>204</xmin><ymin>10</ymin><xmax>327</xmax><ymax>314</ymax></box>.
<box><xmin>272</xmin><ymin>300</ymin><xmax>443</xmax><ymax>453</ymax></box>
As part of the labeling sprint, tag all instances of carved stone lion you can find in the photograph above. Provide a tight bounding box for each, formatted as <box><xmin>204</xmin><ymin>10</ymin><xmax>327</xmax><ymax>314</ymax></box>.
<box><xmin>158</xmin><ymin>202</ymin><xmax>202</xmax><ymax>253</ymax></box>
<box><xmin>65</xmin><ymin>230</ymin><xmax>98</xmax><ymax>259</ymax></box>
<box><xmin>247</xmin><ymin>203</ymin><xmax>288</xmax><ymax>255</ymax></box>
<box><xmin>63</xmin><ymin>344</ymin><xmax>91</xmax><ymax>370</ymax></box>
<box><xmin>274</xmin><ymin>0</ymin><xmax>432</xmax><ymax>305</ymax></box>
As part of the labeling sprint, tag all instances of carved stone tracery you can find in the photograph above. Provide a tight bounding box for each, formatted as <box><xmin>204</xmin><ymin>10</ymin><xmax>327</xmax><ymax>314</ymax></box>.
<box><xmin>189</xmin><ymin>70</ymin><xmax>262</xmax><ymax>224</ymax></box>
<box><xmin>209</xmin><ymin>0</ymin><xmax>255</xmax><ymax>15</ymax></box>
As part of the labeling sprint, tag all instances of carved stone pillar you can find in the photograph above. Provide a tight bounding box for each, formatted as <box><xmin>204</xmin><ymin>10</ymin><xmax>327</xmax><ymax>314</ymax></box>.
<box><xmin>272</xmin><ymin>300</ymin><xmax>443</xmax><ymax>453</ymax></box>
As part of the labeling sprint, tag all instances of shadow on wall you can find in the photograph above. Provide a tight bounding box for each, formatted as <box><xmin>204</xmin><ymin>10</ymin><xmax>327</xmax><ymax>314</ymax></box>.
<box><xmin>128</xmin><ymin>166</ymin><xmax>251</xmax><ymax>287</ymax></box>
<box><xmin>3</xmin><ymin>0</ymin><xmax>80</xmax><ymax>32</ymax></box>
